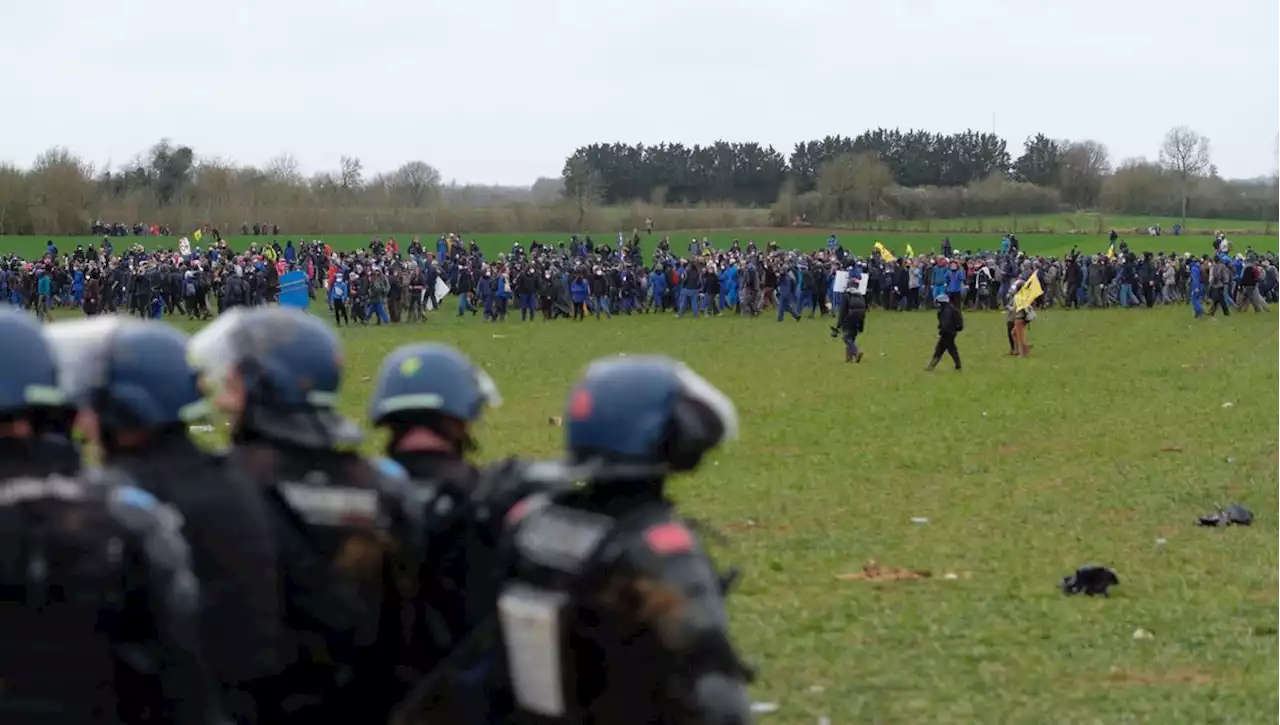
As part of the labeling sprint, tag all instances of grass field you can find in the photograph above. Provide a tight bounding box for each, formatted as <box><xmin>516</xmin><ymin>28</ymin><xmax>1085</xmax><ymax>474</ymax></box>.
<box><xmin>141</xmin><ymin>300</ymin><xmax>1280</xmax><ymax>724</ymax></box>
<box><xmin>851</xmin><ymin>213</ymin><xmax>1276</xmax><ymax>235</ymax></box>
<box><xmin>5</xmin><ymin>228</ymin><xmax>1278</xmax><ymax>262</ymax></box>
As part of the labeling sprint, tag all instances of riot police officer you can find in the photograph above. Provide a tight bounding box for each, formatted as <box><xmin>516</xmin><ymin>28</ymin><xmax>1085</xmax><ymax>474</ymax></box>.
<box><xmin>495</xmin><ymin>355</ymin><xmax>755</xmax><ymax>725</ymax></box>
<box><xmin>186</xmin><ymin>306</ymin><xmax>400</xmax><ymax>724</ymax></box>
<box><xmin>0</xmin><ymin>314</ymin><xmax>79</xmax><ymax>481</ymax></box>
<box><xmin>398</xmin><ymin>355</ymin><xmax>755</xmax><ymax>725</ymax></box>
<box><xmin>44</xmin><ymin>316</ymin><xmax>284</xmax><ymax>724</ymax></box>
<box><xmin>367</xmin><ymin>344</ymin><xmax>508</xmax><ymax>686</ymax></box>
<box><xmin>0</xmin><ymin>309</ymin><xmax>225</xmax><ymax>725</ymax></box>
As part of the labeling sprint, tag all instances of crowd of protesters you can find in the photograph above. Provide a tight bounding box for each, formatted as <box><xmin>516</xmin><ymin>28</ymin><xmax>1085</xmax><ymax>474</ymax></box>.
<box><xmin>3</xmin><ymin>228</ymin><xmax>1274</xmax><ymax>327</ymax></box>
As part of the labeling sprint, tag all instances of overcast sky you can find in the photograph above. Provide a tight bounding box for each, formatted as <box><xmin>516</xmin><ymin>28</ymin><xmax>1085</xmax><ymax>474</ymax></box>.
<box><xmin>8</xmin><ymin>0</ymin><xmax>1278</xmax><ymax>184</ymax></box>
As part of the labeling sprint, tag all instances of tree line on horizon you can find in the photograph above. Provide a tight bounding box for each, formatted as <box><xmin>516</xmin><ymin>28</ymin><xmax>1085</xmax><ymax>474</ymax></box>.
<box><xmin>561</xmin><ymin>127</ymin><xmax>1277</xmax><ymax>227</ymax></box>
<box><xmin>0</xmin><ymin>127</ymin><xmax>1275</xmax><ymax>237</ymax></box>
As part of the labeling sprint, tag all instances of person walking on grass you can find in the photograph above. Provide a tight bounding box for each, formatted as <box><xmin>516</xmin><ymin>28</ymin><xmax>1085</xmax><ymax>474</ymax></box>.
<box><xmin>1005</xmin><ymin>279</ymin><xmax>1034</xmax><ymax>357</ymax></box>
<box><xmin>841</xmin><ymin>293</ymin><xmax>867</xmax><ymax>363</ymax></box>
<box><xmin>926</xmin><ymin>292</ymin><xmax>963</xmax><ymax>372</ymax></box>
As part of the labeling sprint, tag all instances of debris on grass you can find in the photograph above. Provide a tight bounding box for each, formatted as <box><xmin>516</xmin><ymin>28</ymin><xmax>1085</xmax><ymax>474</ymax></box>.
<box><xmin>1196</xmin><ymin>504</ymin><xmax>1253</xmax><ymax>527</ymax></box>
<box><xmin>910</xmin><ymin>517</ymin><xmax>929</xmax><ymax>524</ymax></box>
<box><xmin>1158</xmin><ymin>446</ymin><xmax>1183</xmax><ymax>453</ymax></box>
<box><xmin>836</xmin><ymin>560</ymin><xmax>932</xmax><ymax>582</ymax></box>
<box><xmin>1221</xmin><ymin>401</ymin><xmax>1234</xmax><ymax>408</ymax></box>
<box><xmin>548</xmin><ymin>416</ymin><xmax>562</xmax><ymax>426</ymax></box>
<box><xmin>1060</xmin><ymin>565</ymin><xmax>1119</xmax><ymax>596</ymax></box>
<box><xmin>1132</xmin><ymin>628</ymin><xmax>1154</xmax><ymax>640</ymax></box>
<box><xmin>750</xmin><ymin>702</ymin><xmax>780</xmax><ymax>714</ymax></box>
<box><xmin>1155</xmin><ymin>537</ymin><xmax>1167</xmax><ymax>546</ymax></box>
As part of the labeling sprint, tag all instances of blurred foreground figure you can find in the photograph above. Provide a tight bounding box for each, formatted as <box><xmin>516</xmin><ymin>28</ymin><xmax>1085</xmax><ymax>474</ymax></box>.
<box><xmin>369</xmin><ymin>343</ymin><xmax>528</xmax><ymax>709</ymax></box>
<box><xmin>0</xmin><ymin>309</ymin><xmax>225</xmax><ymax>725</ymax></box>
<box><xmin>188</xmin><ymin>307</ymin><xmax>405</xmax><ymax>724</ymax></box>
<box><xmin>46</xmin><ymin>316</ymin><xmax>282</xmax><ymax>724</ymax></box>
<box><xmin>396</xmin><ymin>355</ymin><xmax>754</xmax><ymax>725</ymax></box>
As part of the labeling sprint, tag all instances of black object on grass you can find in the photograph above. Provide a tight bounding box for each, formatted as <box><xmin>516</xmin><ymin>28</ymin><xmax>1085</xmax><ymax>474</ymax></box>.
<box><xmin>1060</xmin><ymin>565</ymin><xmax>1120</xmax><ymax>597</ymax></box>
<box><xmin>1196</xmin><ymin>503</ymin><xmax>1254</xmax><ymax>527</ymax></box>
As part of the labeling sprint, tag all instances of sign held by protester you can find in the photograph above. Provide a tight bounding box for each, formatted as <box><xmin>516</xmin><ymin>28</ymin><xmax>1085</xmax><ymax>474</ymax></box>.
<box><xmin>1014</xmin><ymin>274</ymin><xmax>1043</xmax><ymax>311</ymax></box>
<box><xmin>278</xmin><ymin>270</ymin><xmax>309</xmax><ymax>309</ymax></box>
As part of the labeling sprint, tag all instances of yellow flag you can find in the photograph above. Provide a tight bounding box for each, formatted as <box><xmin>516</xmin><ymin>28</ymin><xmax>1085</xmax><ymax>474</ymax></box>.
<box><xmin>1105</xmin><ymin>244</ymin><xmax>1115</xmax><ymax>260</ymax></box>
<box><xmin>193</xmin><ymin>229</ymin><xmax>202</xmax><ymax>242</ymax></box>
<box><xmin>905</xmin><ymin>243</ymin><xmax>916</xmax><ymax>258</ymax></box>
<box><xmin>873</xmin><ymin>241</ymin><xmax>896</xmax><ymax>263</ymax></box>
<box><xmin>1014</xmin><ymin>273</ymin><xmax>1044</xmax><ymax>311</ymax></box>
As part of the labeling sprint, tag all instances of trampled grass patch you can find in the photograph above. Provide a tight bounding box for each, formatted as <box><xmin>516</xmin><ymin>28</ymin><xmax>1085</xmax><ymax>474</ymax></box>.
<box><xmin>164</xmin><ymin>302</ymin><xmax>1278</xmax><ymax>724</ymax></box>
<box><xmin>5</xmin><ymin>228</ymin><xmax>1276</xmax><ymax>261</ymax></box>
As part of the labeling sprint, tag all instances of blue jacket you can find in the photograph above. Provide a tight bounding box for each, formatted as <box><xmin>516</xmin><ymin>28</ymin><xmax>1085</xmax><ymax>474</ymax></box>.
<box><xmin>329</xmin><ymin>280</ymin><xmax>348</xmax><ymax>302</ymax></box>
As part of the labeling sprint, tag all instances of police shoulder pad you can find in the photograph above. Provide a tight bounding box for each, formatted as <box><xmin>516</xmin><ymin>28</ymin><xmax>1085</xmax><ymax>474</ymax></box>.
<box><xmin>641</xmin><ymin>521</ymin><xmax>697</xmax><ymax>557</ymax></box>
<box><xmin>375</xmin><ymin>456</ymin><xmax>410</xmax><ymax>482</ymax></box>
<box><xmin>0</xmin><ymin>474</ymin><xmax>86</xmax><ymax>507</ymax></box>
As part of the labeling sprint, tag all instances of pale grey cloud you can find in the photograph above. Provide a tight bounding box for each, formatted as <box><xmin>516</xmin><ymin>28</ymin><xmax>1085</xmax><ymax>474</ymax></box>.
<box><xmin>7</xmin><ymin>0</ymin><xmax>1278</xmax><ymax>183</ymax></box>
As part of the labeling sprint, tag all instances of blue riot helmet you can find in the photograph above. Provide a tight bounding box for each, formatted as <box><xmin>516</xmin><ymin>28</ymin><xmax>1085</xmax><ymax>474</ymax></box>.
<box><xmin>0</xmin><ymin>309</ymin><xmax>76</xmax><ymax>474</ymax></box>
<box><xmin>187</xmin><ymin>306</ymin><xmax>361</xmax><ymax>449</ymax></box>
<box><xmin>565</xmin><ymin>355</ymin><xmax>738</xmax><ymax>475</ymax></box>
<box><xmin>44</xmin><ymin>318</ymin><xmax>209</xmax><ymax>437</ymax></box>
<box><xmin>0</xmin><ymin>308</ymin><xmax>66</xmax><ymax>425</ymax></box>
<box><xmin>369</xmin><ymin>342</ymin><xmax>501</xmax><ymax>452</ymax></box>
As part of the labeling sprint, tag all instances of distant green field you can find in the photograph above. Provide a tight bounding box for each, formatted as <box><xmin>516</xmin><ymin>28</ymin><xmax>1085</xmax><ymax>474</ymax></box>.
<box><xmin>156</xmin><ymin>304</ymin><xmax>1276</xmax><ymax>725</ymax></box>
<box><xmin>858</xmin><ymin>213</ymin><xmax>1276</xmax><ymax>235</ymax></box>
<box><xmin>5</xmin><ymin>228</ymin><xmax>1276</xmax><ymax>262</ymax></box>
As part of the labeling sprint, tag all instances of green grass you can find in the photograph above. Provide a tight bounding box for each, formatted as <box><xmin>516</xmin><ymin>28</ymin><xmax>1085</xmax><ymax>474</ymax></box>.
<box><xmin>147</xmin><ymin>302</ymin><xmax>1280</xmax><ymax>724</ymax></box>
<box><xmin>858</xmin><ymin>213</ymin><xmax>1276</xmax><ymax>235</ymax></box>
<box><xmin>5</xmin><ymin>228</ymin><xmax>1277</xmax><ymax>262</ymax></box>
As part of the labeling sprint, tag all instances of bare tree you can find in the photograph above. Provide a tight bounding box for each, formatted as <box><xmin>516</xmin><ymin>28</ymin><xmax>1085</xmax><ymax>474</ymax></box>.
<box><xmin>264</xmin><ymin>153</ymin><xmax>303</xmax><ymax>185</ymax></box>
<box><xmin>1158</xmin><ymin>126</ymin><xmax>1211</xmax><ymax>227</ymax></box>
<box><xmin>0</xmin><ymin>162</ymin><xmax>30</xmax><ymax>234</ymax></box>
<box><xmin>1271</xmin><ymin>134</ymin><xmax>1279</xmax><ymax>225</ymax></box>
<box><xmin>390</xmin><ymin>161</ymin><xmax>442</xmax><ymax>207</ymax></box>
<box><xmin>562</xmin><ymin>157</ymin><xmax>602</xmax><ymax>230</ymax></box>
<box><xmin>1058</xmin><ymin>140</ymin><xmax>1111</xmax><ymax>208</ymax></box>
<box><xmin>530</xmin><ymin>176</ymin><xmax>565</xmax><ymax>204</ymax></box>
<box><xmin>338</xmin><ymin>156</ymin><xmax>364</xmax><ymax>191</ymax></box>
<box><xmin>816</xmin><ymin>152</ymin><xmax>893</xmax><ymax>222</ymax></box>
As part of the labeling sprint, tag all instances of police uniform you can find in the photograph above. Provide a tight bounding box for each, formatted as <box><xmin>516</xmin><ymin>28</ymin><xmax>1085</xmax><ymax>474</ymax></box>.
<box><xmin>0</xmin><ymin>473</ymin><xmax>224</xmax><ymax>725</ymax></box>
<box><xmin>370</xmin><ymin>344</ymin><xmax>587</xmax><ymax>725</ymax></box>
<box><xmin>496</xmin><ymin>356</ymin><xmax>753</xmax><ymax>725</ymax></box>
<box><xmin>0</xmin><ymin>308</ymin><xmax>223</xmax><ymax>725</ymax></box>
<box><xmin>367</xmin><ymin>344</ymin><xmax>517</xmax><ymax>694</ymax></box>
<box><xmin>399</xmin><ymin>356</ymin><xmax>755</xmax><ymax>725</ymax></box>
<box><xmin>188</xmin><ymin>307</ymin><xmax>403</xmax><ymax>724</ymax></box>
<box><xmin>45</xmin><ymin>317</ymin><xmax>286</xmax><ymax>724</ymax></box>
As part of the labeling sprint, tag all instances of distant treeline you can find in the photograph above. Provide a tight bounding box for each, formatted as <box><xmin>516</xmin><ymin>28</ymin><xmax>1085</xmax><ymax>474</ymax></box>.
<box><xmin>0</xmin><ymin>142</ymin><xmax>770</xmax><ymax>235</ymax></box>
<box><xmin>562</xmin><ymin>129</ymin><xmax>1278</xmax><ymax>225</ymax></box>
<box><xmin>0</xmin><ymin>127</ymin><xmax>1275</xmax><ymax>236</ymax></box>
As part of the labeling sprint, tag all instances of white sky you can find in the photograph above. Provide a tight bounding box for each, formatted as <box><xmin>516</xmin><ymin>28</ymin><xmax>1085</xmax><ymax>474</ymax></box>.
<box><xmin>7</xmin><ymin>0</ymin><xmax>1278</xmax><ymax>184</ymax></box>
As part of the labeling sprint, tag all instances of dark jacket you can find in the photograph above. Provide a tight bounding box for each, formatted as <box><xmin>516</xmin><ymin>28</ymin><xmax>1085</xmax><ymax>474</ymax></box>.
<box><xmin>937</xmin><ymin>303</ymin><xmax>963</xmax><ymax>336</ymax></box>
